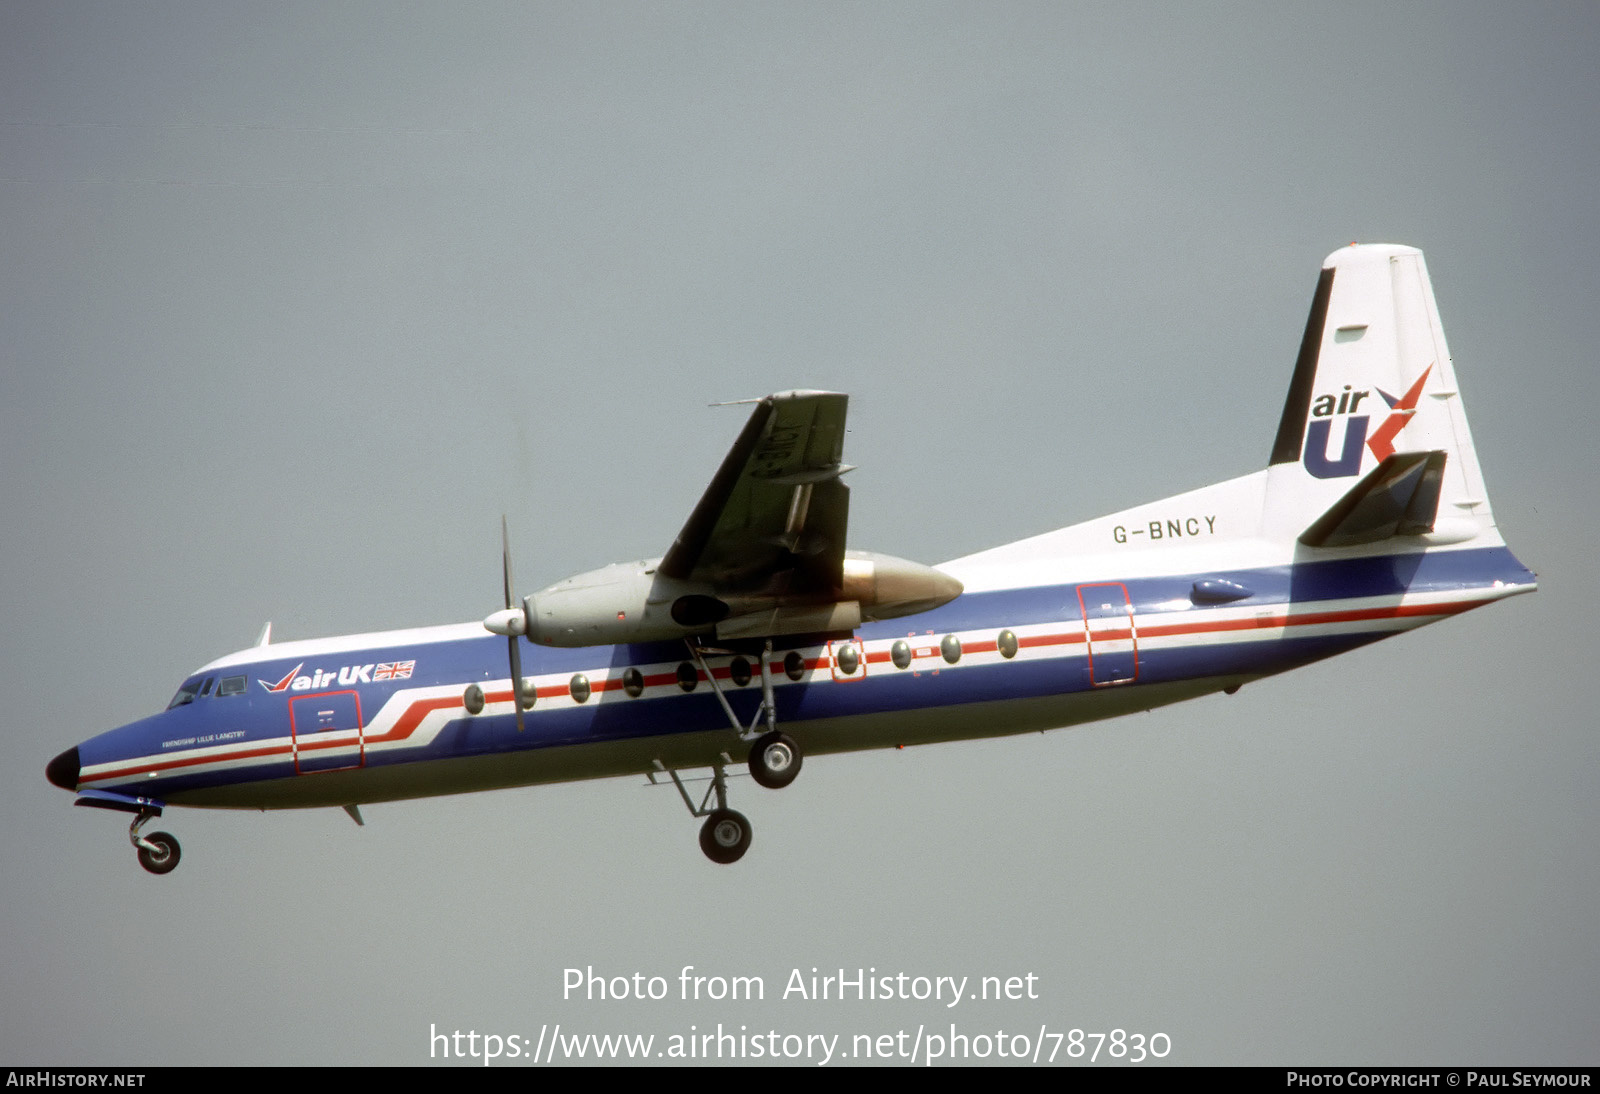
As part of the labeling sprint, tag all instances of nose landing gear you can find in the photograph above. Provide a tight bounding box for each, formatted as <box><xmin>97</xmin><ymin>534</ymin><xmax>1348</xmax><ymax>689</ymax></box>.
<box><xmin>130</xmin><ymin>810</ymin><xmax>182</xmax><ymax>875</ymax></box>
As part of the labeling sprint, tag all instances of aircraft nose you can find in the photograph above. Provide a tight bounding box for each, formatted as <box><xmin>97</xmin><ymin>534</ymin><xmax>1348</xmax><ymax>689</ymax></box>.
<box><xmin>46</xmin><ymin>746</ymin><xmax>80</xmax><ymax>791</ymax></box>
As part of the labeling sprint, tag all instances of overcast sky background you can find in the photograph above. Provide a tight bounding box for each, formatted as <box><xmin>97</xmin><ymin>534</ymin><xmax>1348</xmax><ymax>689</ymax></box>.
<box><xmin>2</xmin><ymin>2</ymin><xmax>1594</xmax><ymax>1066</ymax></box>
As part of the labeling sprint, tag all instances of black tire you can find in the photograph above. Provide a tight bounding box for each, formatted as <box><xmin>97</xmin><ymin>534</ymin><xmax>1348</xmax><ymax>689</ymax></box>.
<box><xmin>137</xmin><ymin>832</ymin><xmax>181</xmax><ymax>875</ymax></box>
<box><xmin>698</xmin><ymin>809</ymin><xmax>752</xmax><ymax>864</ymax></box>
<box><xmin>748</xmin><ymin>731</ymin><xmax>802</xmax><ymax>790</ymax></box>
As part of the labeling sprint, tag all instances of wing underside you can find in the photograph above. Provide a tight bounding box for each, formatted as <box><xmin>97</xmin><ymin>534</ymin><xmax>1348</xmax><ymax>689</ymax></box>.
<box><xmin>659</xmin><ymin>391</ymin><xmax>852</xmax><ymax>596</ymax></box>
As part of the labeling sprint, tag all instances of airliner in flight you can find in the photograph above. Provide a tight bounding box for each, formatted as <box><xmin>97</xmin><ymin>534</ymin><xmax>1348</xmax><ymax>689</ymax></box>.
<box><xmin>46</xmin><ymin>244</ymin><xmax>1535</xmax><ymax>872</ymax></box>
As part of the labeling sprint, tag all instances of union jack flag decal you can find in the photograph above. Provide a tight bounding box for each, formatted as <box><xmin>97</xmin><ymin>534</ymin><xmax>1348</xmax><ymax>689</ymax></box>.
<box><xmin>374</xmin><ymin>661</ymin><xmax>415</xmax><ymax>681</ymax></box>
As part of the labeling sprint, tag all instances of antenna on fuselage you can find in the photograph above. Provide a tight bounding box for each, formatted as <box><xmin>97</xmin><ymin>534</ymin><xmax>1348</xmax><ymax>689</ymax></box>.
<box><xmin>253</xmin><ymin>622</ymin><xmax>272</xmax><ymax>647</ymax></box>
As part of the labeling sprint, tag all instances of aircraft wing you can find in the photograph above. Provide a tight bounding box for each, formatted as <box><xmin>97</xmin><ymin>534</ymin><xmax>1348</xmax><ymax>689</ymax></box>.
<box><xmin>658</xmin><ymin>391</ymin><xmax>852</xmax><ymax>595</ymax></box>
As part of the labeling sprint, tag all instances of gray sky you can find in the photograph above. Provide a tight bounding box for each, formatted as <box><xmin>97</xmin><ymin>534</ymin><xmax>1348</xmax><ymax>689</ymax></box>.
<box><xmin>2</xmin><ymin>2</ymin><xmax>1594</xmax><ymax>1066</ymax></box>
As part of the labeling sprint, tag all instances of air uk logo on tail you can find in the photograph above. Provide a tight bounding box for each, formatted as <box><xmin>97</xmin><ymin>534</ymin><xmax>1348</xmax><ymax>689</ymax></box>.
<box><xmin>1366</xmin><ymin>364</ymin><xmax>1433</xmax><ymax>462</ymax></box>
<box><xmin>1303</xmin><ymin>365</ymin><xmax>1433</xmax><ymax>478</ymax></box>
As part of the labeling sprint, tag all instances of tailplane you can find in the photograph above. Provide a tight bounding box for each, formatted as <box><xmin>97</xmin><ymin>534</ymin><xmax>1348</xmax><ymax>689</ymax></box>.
<box><xmin>943</xmin><ymin>244</ymin><xmax>1528</xmax><ymax>593</ymax></box>
<box><xmin>1262</xmin><ymin>244</ymin><xmax>1498</xmax><ymax>547</ymax></box>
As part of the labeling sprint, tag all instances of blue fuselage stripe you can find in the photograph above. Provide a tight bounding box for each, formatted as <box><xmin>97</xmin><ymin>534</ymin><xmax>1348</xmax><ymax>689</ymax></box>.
<box><xmin>75</xmin><ymin>546</ymin><xmax>1533</xmax><ymax>804</ymax></box>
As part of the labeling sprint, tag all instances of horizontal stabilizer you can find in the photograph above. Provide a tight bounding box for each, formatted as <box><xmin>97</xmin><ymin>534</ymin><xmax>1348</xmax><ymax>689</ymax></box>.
<box><xmin>1298</xmin><ymin>450</ymin><xmax>1447</xmax><ymax>548</ymax></box>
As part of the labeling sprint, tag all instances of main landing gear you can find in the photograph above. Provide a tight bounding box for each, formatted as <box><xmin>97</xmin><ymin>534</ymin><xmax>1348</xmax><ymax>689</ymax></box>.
<box><xmin>686</xmin><ymin>638</ymin><xmax>806</xmax><ymax>791</ymax></box>
<box><xmin>748</xmin><ymin>731</ymin><xmax>801</xmax><ymax>789</ymax></box>
<box><xmin>658</xmin><ymin>640</ymin><xmax>806</xmax><ymax>864</ymax></box>
<box><xmin>699</xmin><ymin>806</ymin><xmax>752</xmax><ymax>865</ymax></box>
<box><xmin>655</xmin><ymin>758</ymin><xmax>753</xmax><ymax>864</ymax></box>
<box><xmin>130</xmin><ymin>809</ymin><xmax>181</xmax><ymax>875</ymax></box>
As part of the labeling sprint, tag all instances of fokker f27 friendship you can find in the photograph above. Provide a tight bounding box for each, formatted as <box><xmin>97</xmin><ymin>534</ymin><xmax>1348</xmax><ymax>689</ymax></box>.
<box><xmin>47</xmin><ymin>245</ymin><xmax>1536</xmax><ymax>872</ymax></box>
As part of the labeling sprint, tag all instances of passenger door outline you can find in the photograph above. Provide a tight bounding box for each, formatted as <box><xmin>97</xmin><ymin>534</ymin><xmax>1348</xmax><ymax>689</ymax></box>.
<box><xmin>1076</xmin><ymin>583</ymin><xmax>1139</xmax><ymax>686</ymax></box>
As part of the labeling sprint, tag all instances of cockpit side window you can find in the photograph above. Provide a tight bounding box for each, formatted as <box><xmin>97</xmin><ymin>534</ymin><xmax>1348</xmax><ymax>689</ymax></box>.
<box><xmin>217</xmin><ymin>675</ymin><xmax>247</xmax><ymax>697</ymax></box>
<box><xmin>166</xmin><ymin>678</ymin><xmax>204</xmax><ymax>710</ymax></box>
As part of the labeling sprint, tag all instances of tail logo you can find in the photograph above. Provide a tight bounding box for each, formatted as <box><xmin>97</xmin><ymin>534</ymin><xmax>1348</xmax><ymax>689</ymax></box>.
<box><xmin>1366</xmin><ymin>364</ymin><xmax>1433</xmax><ymax>463</ymax></box>
<box><xmin>1303</xmin><ymin>366</ymin><xmax>1432</xmax><ymax>478</ymax></box>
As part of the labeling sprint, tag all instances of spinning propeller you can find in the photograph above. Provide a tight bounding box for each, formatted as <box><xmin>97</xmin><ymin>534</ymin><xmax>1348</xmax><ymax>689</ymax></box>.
<box><xmin>498</xmin><ymin>516</ymin><xmax>529</xmax><ymax>732</ymax></box>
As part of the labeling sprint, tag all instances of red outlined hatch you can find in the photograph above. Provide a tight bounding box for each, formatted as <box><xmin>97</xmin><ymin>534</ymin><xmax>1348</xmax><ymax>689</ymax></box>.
<box><xmin>1076</xmin><ymin>583</ymin><xmax>1139</xmax><ymax>686</ymax></box>
<box><xmin>289</xmin><ymin>691</ymin><xmax>366</xmax><ymax>774</ymax></box>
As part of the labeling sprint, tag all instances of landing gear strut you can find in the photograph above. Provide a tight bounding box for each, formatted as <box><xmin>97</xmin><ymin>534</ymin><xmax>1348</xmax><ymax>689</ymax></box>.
<box><xmin>657</xmin><ymin>640</ymin><xmax>812</xmax><ymax>863</ymax></box>
<box><xmin>130</xmin><ymin>810</ymin><xmax>181</xmax><ymax>875</ymax></box>
<box><xmin>655</xmin><ymin>756</ymin><xmax>753</xmax><ymax>865</ymax></box>
<box><xmin>687</xmin><ymin>638</ymin><xmax>806</xmax><ymax>791</ymax></box>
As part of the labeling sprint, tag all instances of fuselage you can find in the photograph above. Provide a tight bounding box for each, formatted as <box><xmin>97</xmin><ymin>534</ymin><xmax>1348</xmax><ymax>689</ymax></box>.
<box><xmin>53</xmin><ymin>535</ymin><xmax>1535</xmax><ymax>813</ymax></box>
<box><xmin>44</xmin><ymin>246</ymin><xmax>1542</xmax><ymax>874</ymax></box>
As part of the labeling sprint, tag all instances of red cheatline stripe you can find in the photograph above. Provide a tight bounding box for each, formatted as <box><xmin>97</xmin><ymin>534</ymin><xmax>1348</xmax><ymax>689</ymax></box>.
<box><xmin>1138</xmin><ymin>597</ymin><xmax>1472</xmax><ymax>640</ymax></box>
<box><xmin>82</xmin><ymin>599</ymin><xmax>1478</xmax><ymax>786</ymax></box>
<box><xmin>83</xmin><ymin>742</ymin><xmax>292</xmax><ymax>784</ymax></box>
<box><xmin>365</xmin><ymin>695</ymin><xmax>465</xmax><ymax>744</ymax></box>
<box><xmin>83</xmin><ymin>693</ymin><xmax>466</xmax><ymax>784</ymax></box>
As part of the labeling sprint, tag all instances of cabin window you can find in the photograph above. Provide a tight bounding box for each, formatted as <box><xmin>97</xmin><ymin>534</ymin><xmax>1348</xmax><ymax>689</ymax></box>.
<box><xmin>569</xmin><ymin>674</ymin><xmax>591</xmax><ymax>703</ymax></box>
<box><xmin>941</xmin><ymin>634</ymin><xmax>962</xmax><ymax>664</ymax></box>
<box><xmin>463</xmin><ymin>684</ymin><xmax>485</xmax><ymax>715</ymax></box>
<box><xmin>784</xmin><ymin>651</ymin><xmax>805</xmax><ymax>681</ymax></box>
<box><xmin>891</xmin><ymin>640</ymin><xmax>912</xmax><ymax>670</ymax></box>
<box><xmin>676</xmin><ymin>662</ymin><xmax>699</xmax><ymax>693</ymax></box>
<box><xmin>730</xmin><ymin>657</ymin><xmax>753</xmax><ymax>687</ymax></box>
<box><xmin>623</xmin><ymin>668</ymin><xmax>644</xmax><ymax>698</ymax></box>
<box><xmin>217</xmin><ymin>675</ymin><xmax>248</xmax><ymax>696</ymax></box>
<box><xmin>997</xmin><ymin>630</ymin><xmax>1019</xmax><ymax>659</ymax></box>
<box><xmin>836</xmin><ymin>644</ymin><xmax>859</xmax><ymax>675</ymax></box>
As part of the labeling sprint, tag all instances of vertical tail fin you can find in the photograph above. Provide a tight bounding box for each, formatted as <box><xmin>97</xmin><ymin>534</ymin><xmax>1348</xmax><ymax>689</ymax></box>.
<box><xmin>1262</xmin><ymin>244</ymin><xmax>1498</xmax><ymax>547</ymax></box>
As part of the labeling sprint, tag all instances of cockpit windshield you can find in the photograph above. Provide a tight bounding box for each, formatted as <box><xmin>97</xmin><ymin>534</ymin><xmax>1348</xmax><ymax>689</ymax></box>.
<box><xmin>166</xmin><ymin>673</ymin><xmax>247</xmax><ymax>710</ymax></box>
<box><xmin>167</xmin><ymin>678</ymin><xmax>204</xmax><ymax>710</ymax></box>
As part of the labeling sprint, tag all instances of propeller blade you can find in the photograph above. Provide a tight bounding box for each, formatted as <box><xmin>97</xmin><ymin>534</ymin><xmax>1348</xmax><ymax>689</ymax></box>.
<box><xmin>502</xmin><ymin>516</ymin><xmax>515</xmax><ymax>611</ymax></box>
<box><xmin>508</xmin><ymin>634</ymin><xmax>526</xmax><ymax>733</ymax></box>
<box><xmin>502</xmin><ymin>516</ymin><xmax>526</xmax><ymax>733</ymax></box>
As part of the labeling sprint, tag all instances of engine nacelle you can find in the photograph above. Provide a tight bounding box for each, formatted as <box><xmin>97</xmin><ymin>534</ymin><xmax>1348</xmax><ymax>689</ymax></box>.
<box><xmin>482</xmin><ymin>561</ymin><xmax>682</xmax><ymax>647</ymax></box>
<box><xmin>839</xmin><ymin>551</ymin><xmax>965</xmax><ymax>622</ymax></box>
<box><xmin>484</xmin><ymin>551</ymin><xmax>962</xmax><ymax>648</ymax></box>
